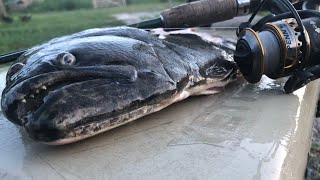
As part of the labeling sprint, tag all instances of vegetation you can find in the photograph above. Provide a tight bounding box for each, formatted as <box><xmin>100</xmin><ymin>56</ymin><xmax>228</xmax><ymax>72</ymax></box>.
<box><xmin>26</xmin><ymin>0</ymin><xmax>93</xmax><ymax>13</ymax></box>
<box><xmin>24</xmin><ymin>0</ymin><xmax>185</xmax><ymax>13</ymax></box>
<box><xmin>0</xmin><ymin>2</ymin><xmax>178</xmax><ymax>54</ymax></box>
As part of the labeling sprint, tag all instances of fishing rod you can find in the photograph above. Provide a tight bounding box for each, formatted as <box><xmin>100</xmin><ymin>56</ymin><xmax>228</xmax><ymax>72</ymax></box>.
<box><xmin>130</xmin><ymin>0</ymin><xmax>320</xmax><ymax>93</ymax></box>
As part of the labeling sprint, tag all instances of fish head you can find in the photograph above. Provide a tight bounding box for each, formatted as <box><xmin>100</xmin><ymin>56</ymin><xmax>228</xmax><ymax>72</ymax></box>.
<box><xmin>1</xmin><ymin>27</ymin><xmax>176</xmax><ymax>144</ymax></box>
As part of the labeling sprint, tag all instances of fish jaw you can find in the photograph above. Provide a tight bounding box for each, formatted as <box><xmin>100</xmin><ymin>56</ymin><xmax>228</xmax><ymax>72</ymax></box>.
<box><xmin>42</xmin><ymin>77</ymin><xmax>237</xmax><ymax>145</ymax></box>
<box><xmin>4</xmin><ymin>70</ymin><xmax>177</xmax><ymax>143</ymax></box>
<box><xmin>1</xmin><ymin>65</ymin><xmax>139</xmax><ymax>126</ymax></box>
<box><xmin>42</xmin><ymin>84</ymin><xmax>221</xmax><ymax>145</ymax></box>
<box><xmin>3</xmin><ymin>62</ymin><xmax>238</xmax><ymax>145</ymax></box>
<box><xmin>12</xmin><ymin>75</ymin><xmax>176</xmax><ymax>143</ymax></box>
<box><xmin>44</xmin><ymin>105</ymin><xmax>170</xmax><ymax>145</ymax></box>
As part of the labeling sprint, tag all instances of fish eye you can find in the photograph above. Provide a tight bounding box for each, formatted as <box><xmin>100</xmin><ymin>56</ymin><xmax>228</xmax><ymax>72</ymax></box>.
<box><xmin>7</xmin><ymin>63</ymin><xmax>24</xmax><ymax>77</ymax></box>
<box><xmin>58</xmin><ymin>53</ymin><xmax>76</xmax><ymax>66</ymax></box>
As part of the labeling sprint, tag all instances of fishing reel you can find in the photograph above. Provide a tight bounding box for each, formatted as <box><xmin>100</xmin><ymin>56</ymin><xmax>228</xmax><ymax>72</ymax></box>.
<box><xmin>234</xmin><ymin>0</ymin><xmax>320</xmax><ymax>93</ymax></box>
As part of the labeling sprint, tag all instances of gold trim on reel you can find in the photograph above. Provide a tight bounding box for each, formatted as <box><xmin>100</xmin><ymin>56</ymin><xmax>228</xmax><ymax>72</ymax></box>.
<box><xmin>235</xmin><ymin>17</ymin><xmax>312</xmax><ymax>83</ymax></box>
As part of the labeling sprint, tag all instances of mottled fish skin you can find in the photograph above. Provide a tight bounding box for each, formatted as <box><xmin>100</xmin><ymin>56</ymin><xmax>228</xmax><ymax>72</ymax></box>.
<box><xmin>1</xmin><ymin>27</ymin><xmax>238</xmax><ymax>145</ymax></box>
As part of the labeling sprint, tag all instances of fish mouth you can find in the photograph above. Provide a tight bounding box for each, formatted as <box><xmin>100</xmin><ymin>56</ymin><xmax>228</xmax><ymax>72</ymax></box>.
<box><xmin>21</xmin><ymin>78</ymin><xmax>103</xmax><ymax>143</ymax></box>
<box><xmin>1</xmin><ymin>65</ymin><xmax>138</xmax><ymax>142</ymax></box>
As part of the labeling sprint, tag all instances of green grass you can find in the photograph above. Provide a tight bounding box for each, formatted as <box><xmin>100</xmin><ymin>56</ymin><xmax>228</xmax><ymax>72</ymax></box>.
<box><xmin>25</xmin><ymin>0</ymin><xmax>186</xmax><ymax>13</ymax></box>
<box><xmin>26</xmin><ymin>0</ymin><xmax>93</xmax><ymax>12</ymax></box>
<box><xmin>25</xmin><ymin>0</ymin><xmax>185</xmax><ymax>13</ymax></box>
<box><xmin>0</xmin><ymin>3</ymin><xmax>175</xmax><ymax>54</ymax></box>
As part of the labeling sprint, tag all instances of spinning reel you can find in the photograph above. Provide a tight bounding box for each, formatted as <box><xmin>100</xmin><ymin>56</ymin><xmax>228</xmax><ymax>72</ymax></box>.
<box><xmin>234</xmin><ymin>0</ymin><xmax>320</xmax><ymax>93</ymax></box>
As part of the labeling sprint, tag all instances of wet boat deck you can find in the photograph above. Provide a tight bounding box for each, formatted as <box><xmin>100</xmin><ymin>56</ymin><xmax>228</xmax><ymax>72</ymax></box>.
<box><xmin>0</xmin><ymin>27</ymin><xmax>319</xmax><ymax>179</ymax></box>
<box><xmin>0</xmin><ymin>68</ymin><xmax>318</xmax><ymax>179</ymax></box>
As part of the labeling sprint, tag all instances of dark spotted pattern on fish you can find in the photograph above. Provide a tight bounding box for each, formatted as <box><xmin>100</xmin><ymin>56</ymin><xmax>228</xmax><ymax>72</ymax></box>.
<box><xmin>1</xmin><ymin>27</ymin><xmax>239</xmax><ymax>144</ymax></box>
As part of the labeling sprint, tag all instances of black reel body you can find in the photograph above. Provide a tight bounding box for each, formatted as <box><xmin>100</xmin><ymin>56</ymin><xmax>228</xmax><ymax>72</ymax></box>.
<box><xmin>235</xmin><ymin>4</ymin><xmax>320</xmax><ymax>93</ymax></box>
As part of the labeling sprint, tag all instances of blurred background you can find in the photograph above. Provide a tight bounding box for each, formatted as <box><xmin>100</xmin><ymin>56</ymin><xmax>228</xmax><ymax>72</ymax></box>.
<box><xmin>0</xmin><ymin>0</ymin><xmax>186</xmax><ymax>54</ymax></box>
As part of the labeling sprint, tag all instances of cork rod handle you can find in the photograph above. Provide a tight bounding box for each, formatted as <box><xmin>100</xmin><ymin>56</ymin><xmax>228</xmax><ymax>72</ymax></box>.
<box><xmin>160</xmin><ymin>0</ymin><xmax>238</xmax><ymax>28</ymax></box>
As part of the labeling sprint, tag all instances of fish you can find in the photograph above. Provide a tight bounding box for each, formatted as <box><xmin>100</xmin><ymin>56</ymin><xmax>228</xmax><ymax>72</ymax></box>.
<box><xmin>1</xmin><ymin>27</ymin><xmax>239</xmax><ymax>145</ymax></box>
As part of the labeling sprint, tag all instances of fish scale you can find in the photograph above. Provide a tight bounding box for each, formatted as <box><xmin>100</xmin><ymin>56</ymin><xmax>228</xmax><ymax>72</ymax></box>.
<box><xmin>1</xmin><ymin>27</ymin><xmax>239</xmax><ymax>145</ymax></box>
